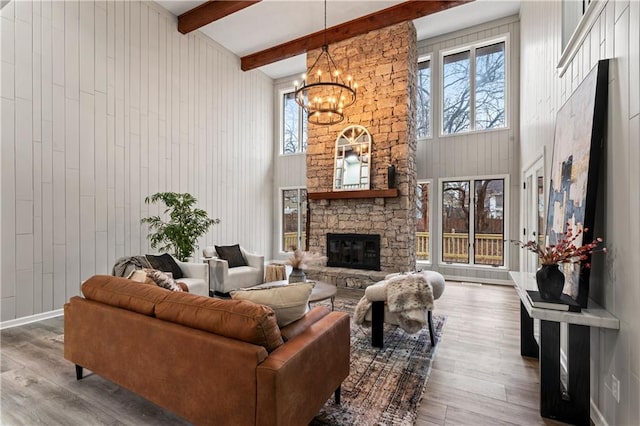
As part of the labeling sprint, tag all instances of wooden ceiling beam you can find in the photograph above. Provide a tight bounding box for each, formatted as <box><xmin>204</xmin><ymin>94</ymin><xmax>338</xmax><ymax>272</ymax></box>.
<box><xmin>240</xmin><ymin>0</ymin><xmax>473</xmax><ymax>71</ymax></box>
<box><xmin>178</xmin><ymin>1</ymin><xmax>261</xmax><ymax>35</ymax></box>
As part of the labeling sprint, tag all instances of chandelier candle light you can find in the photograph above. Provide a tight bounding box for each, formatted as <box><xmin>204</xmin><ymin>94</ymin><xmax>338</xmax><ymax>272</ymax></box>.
<box><xmin>294</xmin><ymin>0</ymin><xmax>357</xmax><ymax>125</ymax></box>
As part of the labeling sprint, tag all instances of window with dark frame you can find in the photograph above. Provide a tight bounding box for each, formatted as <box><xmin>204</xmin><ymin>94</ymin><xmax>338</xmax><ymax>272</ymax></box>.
<box><xmin>441</xmin><ymin>178</ymin><xmax>505</xmax><ymax>267</ymax></box>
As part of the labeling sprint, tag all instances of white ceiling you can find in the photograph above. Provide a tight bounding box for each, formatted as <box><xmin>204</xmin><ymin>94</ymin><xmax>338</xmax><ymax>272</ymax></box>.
<box><xmin>156</xmin><ymin>0</ymin><xmax>521</xmax><ymax>79</ymax></box>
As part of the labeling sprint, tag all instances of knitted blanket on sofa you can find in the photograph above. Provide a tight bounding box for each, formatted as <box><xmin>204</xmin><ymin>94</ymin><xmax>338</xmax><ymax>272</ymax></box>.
<box><xmin>112</xmin><ymin>255</ymin><xmax>152</xmax><ymax>278</ymax></box>
<box><xmin>354</xmin><ymin>274</ymin><xmax>434</xmax><ymax>334</ymax></box>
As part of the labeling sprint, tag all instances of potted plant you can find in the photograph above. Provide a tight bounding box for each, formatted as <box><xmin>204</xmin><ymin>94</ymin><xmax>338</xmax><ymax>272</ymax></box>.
<box><xmin>512</xmin><ymin>225</ymin><xmax>605</xmax><ymax>300</ymax></box>
<box><xmin>141</xmin><ymin>192</ymin><xmax>220</xmax><ymax>262</ymax></box>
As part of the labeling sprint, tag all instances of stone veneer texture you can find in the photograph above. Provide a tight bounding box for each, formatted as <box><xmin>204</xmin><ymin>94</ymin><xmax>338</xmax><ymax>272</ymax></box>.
<box><xmin>306</xmin><ymin>22</ymin><xmax>418</xmax><ymax>272</ymax></box>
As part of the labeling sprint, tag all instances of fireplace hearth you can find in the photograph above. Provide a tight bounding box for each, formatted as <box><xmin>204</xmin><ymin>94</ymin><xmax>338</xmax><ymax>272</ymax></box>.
<box><xmin>326</xmin><ymin>233</ymin><xmax>381</xmax><ymax>271</ymax></box>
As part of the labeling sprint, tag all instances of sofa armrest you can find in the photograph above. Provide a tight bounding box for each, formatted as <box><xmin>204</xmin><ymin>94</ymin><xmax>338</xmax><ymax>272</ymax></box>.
<box><xmin>242</xmin><ymin>249</ymin><xmax>264</xmax><ymax>274</ymax></box>
<box><xmin>174</xmin><ymin>259</ymin><xmax>208</xmax><ymax>281</ymax></box>
<box><xmin>206</xmin><ymin>257</ymin><xmax>229</xmax><ymax>293</ymax></box>
<box><xmin>256</xmin><ymin>311</ymin><xmax>350</xmax><ymax>426</ymax></box>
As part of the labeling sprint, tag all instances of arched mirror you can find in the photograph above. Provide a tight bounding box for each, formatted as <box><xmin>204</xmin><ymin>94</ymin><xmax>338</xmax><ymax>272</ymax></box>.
<box><xmin>334</xmin><ymin>125</ymin><xmax>371</xmax><ymax>191</ymax></box>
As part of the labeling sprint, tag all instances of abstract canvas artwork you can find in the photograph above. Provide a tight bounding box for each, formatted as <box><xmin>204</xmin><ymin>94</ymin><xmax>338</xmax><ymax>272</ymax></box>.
<box><xmin>546</xmin><ymin>59</ymin><xmax>609</xmax><ymax>308</ymax></box>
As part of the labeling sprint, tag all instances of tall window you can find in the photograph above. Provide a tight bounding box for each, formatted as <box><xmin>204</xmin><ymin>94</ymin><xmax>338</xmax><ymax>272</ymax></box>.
<box><xmin>441</xmin><ymin>178</ymin><xmax>505</xmax><ymax>266</ymax></box>
<box><xmin>282</xmin><ymin>188</ymin><xmax>307</xmax><ymax>252</ymax></box>
<box><xmin>282</xmin><ymin>91</ymin><xmax>307</xmax><ymax>154</ymax></box>
<box><xmin>416</xmin><ymin>182</ymin><xmax>431</xmax><ymax>262</ymax></box>
<box><xmin>417</xmin><ymin>58</ymin><xmax>431</xmax><ymax>139</ymax></box>
<box><xmin>442</xmin><ymin>40</ymin><xmax>506</xmax><ymax>135</ymax></box>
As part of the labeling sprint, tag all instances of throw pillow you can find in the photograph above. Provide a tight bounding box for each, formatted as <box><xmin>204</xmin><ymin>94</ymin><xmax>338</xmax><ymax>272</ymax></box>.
<box><xmin>230</xmin><ymin>282</ymin><xmax>314</xmax><ymax>327</ymax></box>
<box><xmin>145</xmin><ymin>253</ymin><xmax>184</xmax><ymax>279</ymax></box>
<box><xmin>144</xmin><ymin>269</ymin><xmax>184</xmax><ymax>292</ymax></box>
<box><xmin>215</xmin><ymin>244</ymin><xmax>247</xmax><ymax>268</ymax></box>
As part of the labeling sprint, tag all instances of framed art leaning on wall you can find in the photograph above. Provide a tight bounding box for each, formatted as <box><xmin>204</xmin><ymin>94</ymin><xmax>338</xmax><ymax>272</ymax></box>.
<box><xmin>545</xmin><ymin>59</ymin><xmax>609</xmax><ymax>308</ymax></box>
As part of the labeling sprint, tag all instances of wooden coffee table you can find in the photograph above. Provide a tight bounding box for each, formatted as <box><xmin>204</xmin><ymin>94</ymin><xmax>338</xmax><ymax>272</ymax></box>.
<box><xmin>307</xmin><ymin>280</ymin><xmax>337</xmax><ymax>310</ymax></box>
<box><xmin>254</xmin><ymin>280</ymin><xmax>337</xmax><ymax>310</ymax></box>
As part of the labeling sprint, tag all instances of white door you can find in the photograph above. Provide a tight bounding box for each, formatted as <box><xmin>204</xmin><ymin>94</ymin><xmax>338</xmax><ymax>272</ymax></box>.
<box><xmin>522</xmin><ymin>157</ymin><xmax>545</xmax><ymax>273</ymax></box>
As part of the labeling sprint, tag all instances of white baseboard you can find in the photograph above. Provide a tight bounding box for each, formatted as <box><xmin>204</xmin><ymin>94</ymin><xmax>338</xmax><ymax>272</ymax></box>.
<box><xmin>591</xmin><ymin>399</ymin><xmax>608</xmax><ymax>426</ymax></box>
<box><xmin>441</xmin><ymin>275</ymin><xmax>514</xmax><ymax>286</ymax></box>
<box><xmin>0</xmin><ymin>309</ymin><xmax>64</xmax><ymax>330</ymax></box>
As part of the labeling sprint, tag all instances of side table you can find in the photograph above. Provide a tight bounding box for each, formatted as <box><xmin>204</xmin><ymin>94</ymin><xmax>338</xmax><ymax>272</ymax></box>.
<box><xmin>510</xmin><ymin>271</ymin><xmax>619</xmax><ymax>425</ymax></box>
<box><xmin>265</xmin><ymin>263</ymin><xmax>286</xmax><ymax>282</ymax></box>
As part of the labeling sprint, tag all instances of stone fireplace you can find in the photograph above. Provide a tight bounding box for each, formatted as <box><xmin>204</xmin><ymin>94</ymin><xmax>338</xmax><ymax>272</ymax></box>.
<box><xmin>305</xmin><ymin>22</ymin><xmax>418</xmax><ymax>287</ymax></box>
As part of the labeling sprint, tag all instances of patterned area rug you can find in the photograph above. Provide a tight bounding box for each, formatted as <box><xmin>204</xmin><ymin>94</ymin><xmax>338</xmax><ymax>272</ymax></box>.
<box><xmin>311</xmin><ymin>298</ymin><xmax>446</xmax><ymax>426</ymax></box>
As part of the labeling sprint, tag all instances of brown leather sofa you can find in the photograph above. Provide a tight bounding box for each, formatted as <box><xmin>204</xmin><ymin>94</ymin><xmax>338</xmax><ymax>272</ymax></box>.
<box><xmin>64</xmin><ymin>275</ymin><xmax>350</xmax><ymax>425</ymax></box>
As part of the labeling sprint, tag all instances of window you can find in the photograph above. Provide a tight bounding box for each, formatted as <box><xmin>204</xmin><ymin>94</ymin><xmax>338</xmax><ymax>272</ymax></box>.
<box><xmin>282</xmin><ymin>188</ymin><xmax>307</xmax><ymax>252</ymax></box>
<box><xmin>282</xmin><ymin>91</ymin><xmax>307</xmax><ymax>154</ymax></box>
<box><xmin>442</xmin><ymin>40</ymin><xmax>506</xmax><ymax>135</ymax></box>
<box><xmin>441</xmin><ymin>178</ymin><xmax>505</xmax><ymax>266</ymax></box>
<box><xmin>417</xmin><ymin>58</ymin><xmax>431</xmax><ymax>139</ymax></box>
<box><xmin>416</xmin><ymin>181</ymin><xmax>431</xmax><ymax>262</ymax></box>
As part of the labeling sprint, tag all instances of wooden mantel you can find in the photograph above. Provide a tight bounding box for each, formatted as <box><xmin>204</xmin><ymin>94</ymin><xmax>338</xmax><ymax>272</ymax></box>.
<box><xmin>308</xmin><ymin>189</ymin><xmax>398</xmax><ymax>200</ymax></box>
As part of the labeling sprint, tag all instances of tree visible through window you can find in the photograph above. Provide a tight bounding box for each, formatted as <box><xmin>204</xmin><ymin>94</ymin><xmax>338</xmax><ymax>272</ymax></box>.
<box><xmin>282</xmin><ymin>92</ymin><xmax>307</xmax><ymax>154</ymax></box>
<box><xmin>417</xmin><ymin>59</ymin><xmax>431</xmax><ymax>138</ymax></box>
<box><xmin>475</xmin><ymin>43</ymin><xmax>506</xmax><ymax>130</ymax></box>
<box><xmin>282</xmin><ymin>188</ymin><xmax>307</xmax><ymax>251</ymax></box>
<box><xmin>441</xmin><ymin>178</ymin><xmax>505</xmax><ymax>266</ymax></box>
<box><xmin>442</xmin><ymin>41</ymin><xmax>506</xmax><ymax>135</ymax></box>
<box><xmin>416</xmin><ymin>182</ymin><xmax>431</xmax><ymax>261</ymax></box>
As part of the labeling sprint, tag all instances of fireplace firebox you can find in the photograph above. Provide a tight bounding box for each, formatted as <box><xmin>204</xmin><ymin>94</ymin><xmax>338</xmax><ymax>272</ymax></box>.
<box><xmin>326</xmin><ymin>233</ymin><xmax>380</xmax><ymax>271</ymax></box>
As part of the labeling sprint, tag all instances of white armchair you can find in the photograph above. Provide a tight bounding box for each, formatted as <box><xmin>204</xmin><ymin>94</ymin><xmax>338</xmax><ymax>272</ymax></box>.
<box><xmin>204</xmin><ymin>247</ymin><xmax>264</xmax><ymax>294</ymax></box>
<box><xmin>172</xmin><ymin>257</ymin><xmax>209</xmax><ymax>297</ymax></box>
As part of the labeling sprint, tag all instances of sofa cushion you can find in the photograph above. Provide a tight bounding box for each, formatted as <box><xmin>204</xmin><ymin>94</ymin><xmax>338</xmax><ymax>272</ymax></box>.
<box><xmin>146</xmin><ymin>253</ymin><xmax>184</xmax><ymax>279</ymax></box>
<box><xmin>81</xmin><ymin>275</ymin><xmax>171</xmax><ymax>316</ymax></box>
<box><xmin>230</xmin><ymin>282</ymin><xmax>314</xmax><ymax>327</ymax></box>
<box><xmin>155</xmin><ymin>292</ymin><xmax>283</xmax><ymax>352</ymax></box>
<box><xmin>215</xmin><ymin>244</ymin><xmax>247</xmax><ymax>268</ymax></box>
<box><xmin>144</xmin><ymin>269</ymin><xmax>184</xmax><ymax>292</ymax></box>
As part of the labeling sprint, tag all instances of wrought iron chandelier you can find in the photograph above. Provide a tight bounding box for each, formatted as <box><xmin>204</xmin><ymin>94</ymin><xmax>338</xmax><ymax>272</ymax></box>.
<box><xmin>294</xmin><ymin>0</ymin><xmax>357</xmax><ymax>125</ymax></box>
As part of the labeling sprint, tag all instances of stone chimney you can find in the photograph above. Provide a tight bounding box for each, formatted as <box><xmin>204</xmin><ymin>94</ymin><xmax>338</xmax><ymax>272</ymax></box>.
<box><xmin>306</xmin><ymin>22</ymin><xmax>418</xmax><ymax>273</ymax></box>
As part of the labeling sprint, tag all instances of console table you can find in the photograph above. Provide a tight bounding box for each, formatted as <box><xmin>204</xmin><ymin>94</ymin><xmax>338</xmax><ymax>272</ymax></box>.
<box><xmin>510</xmin><ymin>272</ymin><xmax>619</xmax><ymax>426</ymax></box>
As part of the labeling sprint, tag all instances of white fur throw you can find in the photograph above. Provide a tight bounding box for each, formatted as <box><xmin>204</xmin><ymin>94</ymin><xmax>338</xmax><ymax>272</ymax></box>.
<box><xmin>354</xmin><ymin>274</ymin><xmax>434</xmax><ymax>334</ymax></box>
<box><xmin>387</xmin><ymin>274</ymin><xmax>433</xmax><ymax>333</ymax></box>
<box><xmin>387</xmin><ymin>274</ymin><xmax>433</xmax><ymax>312</ymax></box>
<box><xmin>354</xmin><ymin>296</ymin><xmax>371</xmax><ymax>326</ymax></box>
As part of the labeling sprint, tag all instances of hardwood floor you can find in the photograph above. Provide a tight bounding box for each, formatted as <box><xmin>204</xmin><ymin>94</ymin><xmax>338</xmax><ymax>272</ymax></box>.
<box><xmin>0</xmin><ymin>282</ymin><xmax>567</xmax><ymax>425</ymax></box>
<box><xmin>415</xmin><ymin>282</ymin><xmax>565</xmax><ymax>426</ymax></box>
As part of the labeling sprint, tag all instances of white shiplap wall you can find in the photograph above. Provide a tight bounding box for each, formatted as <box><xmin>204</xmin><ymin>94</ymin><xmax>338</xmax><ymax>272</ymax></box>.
<box><xmin>415</xmin><ymin>15</ymin><xmax>521</xmax><ymax>283</ymax></box>
<box><xmin>0</xmin><ymin>0</ymin><xmax>274</xmax><ymax>322</ymax></box>
<box><xmin>520</xmin><ymin>1</ymin><xmax>639</xmax><ymax>424</ymax></box>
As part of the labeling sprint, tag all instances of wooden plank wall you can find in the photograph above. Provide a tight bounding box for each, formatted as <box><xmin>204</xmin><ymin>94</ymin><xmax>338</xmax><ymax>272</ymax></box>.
<box><xmin>415</xmin><ymin>15</ymin><xmax>521</xmax><ymax>283</ymax></box>
<box><xmin>0</xmin><ymin>0</ymin><xmax>274</xmax><ymax>321</ymax></box>
<box><xmin>520</xmin><ymin>1</ymin><xmax>639</xmax><ymax>424</ymax></box>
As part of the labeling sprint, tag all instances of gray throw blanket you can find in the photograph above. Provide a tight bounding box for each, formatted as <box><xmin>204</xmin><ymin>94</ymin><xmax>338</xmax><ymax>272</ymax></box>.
<box><xmin>355</xmin><ymin>274</ymin><xmax>434</xmax><ymax>334</ymax></box>
<box><xmin>112</xmin><ymin>256</ymin><xmax>152</xmax><ymax>278</ymax></box>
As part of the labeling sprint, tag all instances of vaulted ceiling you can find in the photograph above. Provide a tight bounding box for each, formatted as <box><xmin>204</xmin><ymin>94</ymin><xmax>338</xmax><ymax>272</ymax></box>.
<box><xmin>155</xmin><ymin>0</ymin><xmax>520</xmax><ymax>79</ymax></box>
